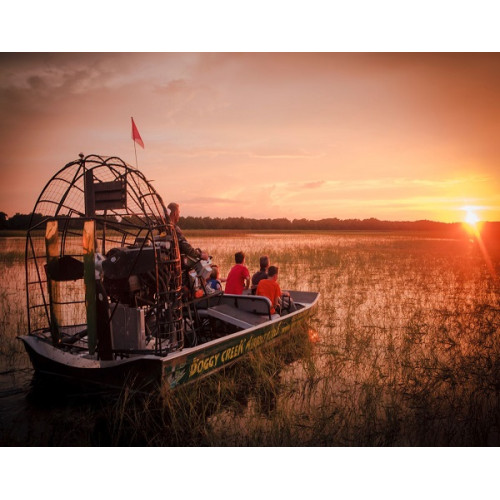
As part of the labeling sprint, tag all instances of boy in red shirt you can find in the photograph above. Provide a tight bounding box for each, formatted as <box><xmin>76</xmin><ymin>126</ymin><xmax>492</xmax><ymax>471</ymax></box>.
<box><xmin>256</xmin><ymin>265</ymin><xmax>291</xmax><ymax>317</ymax></box>
<box><xmin>224</xmin><ymin>251</ymin><xmax>250</xmax><ymax>295</ymax></box>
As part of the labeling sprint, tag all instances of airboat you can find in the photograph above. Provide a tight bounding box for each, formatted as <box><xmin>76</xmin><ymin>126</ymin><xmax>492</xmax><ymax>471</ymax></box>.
<box><xmin>18</xmin><ymin>154</ymin><xmax>319</xmax><ymax>390</ymax></box>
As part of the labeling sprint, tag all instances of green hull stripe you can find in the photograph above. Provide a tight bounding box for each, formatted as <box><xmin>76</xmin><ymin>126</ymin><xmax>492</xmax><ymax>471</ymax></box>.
<box><xmin>164</xmin><ymin>311</ymin><xmax>306</xmax><ymax>388</ymax></box>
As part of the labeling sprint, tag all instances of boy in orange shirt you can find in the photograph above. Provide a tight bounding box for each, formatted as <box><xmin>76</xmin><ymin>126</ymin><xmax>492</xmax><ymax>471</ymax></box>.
<box><xmin>256</xmin><ymin>265</ymin><xmax>291</xmax><ymax>318</ymax></box>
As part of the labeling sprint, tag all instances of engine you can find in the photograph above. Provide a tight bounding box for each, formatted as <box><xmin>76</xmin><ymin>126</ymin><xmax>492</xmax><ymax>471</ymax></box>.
<box><xmin>102</xmin><ymin>245</ymin><xmax>165</xmax><ymax>307</ymax></box>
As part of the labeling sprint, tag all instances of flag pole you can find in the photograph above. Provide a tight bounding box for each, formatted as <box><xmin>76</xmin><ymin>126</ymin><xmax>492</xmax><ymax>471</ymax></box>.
<box><xmin>134</xmin><ymin>139</ymin><xmax>138</xmax><ymax>168</ymax></box>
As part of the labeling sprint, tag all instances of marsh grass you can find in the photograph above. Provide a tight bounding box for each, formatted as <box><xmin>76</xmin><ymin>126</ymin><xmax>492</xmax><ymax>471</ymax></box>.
<box><xmin>93</xmin><ymin>326</ymin><xmax>314</xmax><ymax>446</ymax></box>
<box><xmin>0</xmin><ymin>280</ymin><xmax>30</xmax><ymax>374</ymax></box>
<box><xmin>1</xmin><ymin>230</ymin><xmax>499</xmax><ymax>446</ymax></box>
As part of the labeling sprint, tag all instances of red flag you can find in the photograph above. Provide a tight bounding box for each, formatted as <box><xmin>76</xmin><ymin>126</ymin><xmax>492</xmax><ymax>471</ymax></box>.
<box><xmin>131</xmin><ymin>117</ymin><xmax>144</xmax><ymax>149</ymax></box>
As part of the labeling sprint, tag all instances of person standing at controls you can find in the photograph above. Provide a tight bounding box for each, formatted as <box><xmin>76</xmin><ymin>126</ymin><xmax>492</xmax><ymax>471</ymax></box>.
<box><xmin>225</xmin><ymin>251</ymin><xmax>250</xmax><ymax>294</ymax></box>
<box><xmin>167</xmin><ymin>202</ymin><xmax>208</xmax><ymax>261</ymax></box>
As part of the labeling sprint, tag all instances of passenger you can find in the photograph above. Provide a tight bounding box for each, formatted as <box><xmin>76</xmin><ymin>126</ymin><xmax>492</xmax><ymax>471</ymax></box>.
<box><xmin>224</xmin><ymin>251</ymin><xmax>250</xmax><ymax>295</ymax></box>
<box><xmin>167</xmin><ymin>202</ymin><xmax>209</xmax><ymax>261</ymax></box>
<box><xmin>256</xmin><ymin>265</ymin><xmax>295</xmax><ymax>317</ymax></box>
<box><xmin>251</xmin><ymin>255</ymin><xmax>269</xmax><ymax>294</ymax></box>
<box><xmin>206</xmin><ymin>264</ymin><xmax>225</xmax><ymax>293</ymax></box>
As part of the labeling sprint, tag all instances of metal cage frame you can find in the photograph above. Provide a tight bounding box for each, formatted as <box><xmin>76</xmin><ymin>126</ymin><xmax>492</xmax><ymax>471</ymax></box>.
<box><xmin>25</xmin><ymin>154</ymin><xmax>184</xmax><ymax>357</ymax></box>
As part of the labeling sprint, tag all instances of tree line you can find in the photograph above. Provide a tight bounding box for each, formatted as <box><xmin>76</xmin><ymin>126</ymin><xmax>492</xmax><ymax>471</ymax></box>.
<box><xmin>179</xmin><ymin>215</ymin><xmax>462</xmax><ymax>232</ymax></box>
<box><xmin>0</xmin><ymin>212</ymin><xmax>46</xmax><ymax>230</ymax></box>
<box><xmin>0</xmin><ymin>211</ymin><xmax>466</xmax><ymax>232</ymax></box>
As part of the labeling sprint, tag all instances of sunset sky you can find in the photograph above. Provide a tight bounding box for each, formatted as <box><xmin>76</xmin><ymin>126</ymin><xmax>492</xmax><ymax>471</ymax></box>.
<box><xmin>1</xmin><ymin>52</ymin><xmax>499</xmax><ymax>223</ymax></box>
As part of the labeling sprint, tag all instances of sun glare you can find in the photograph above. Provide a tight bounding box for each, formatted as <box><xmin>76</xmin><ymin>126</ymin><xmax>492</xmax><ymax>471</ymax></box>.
<box><xmin>461</xmin><ymin>206</ymin><xmax>496</xmax><ymax>280</ymax></box>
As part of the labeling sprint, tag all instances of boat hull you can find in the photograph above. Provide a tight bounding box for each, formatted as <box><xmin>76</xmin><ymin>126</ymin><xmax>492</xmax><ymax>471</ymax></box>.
<box><xmin>163</xmin><ymin>299</ymin><xmax>315</xmax><ymax>388</ymax></box>
<box><xmin>20</xmin><ymin>336</ymin><xmax>164</xmax><ymax>390</ymax></box>
<box><xmin>20</xmin><ymin>291</ymin><xmax>319</xmax><ymax>390</ymax></box>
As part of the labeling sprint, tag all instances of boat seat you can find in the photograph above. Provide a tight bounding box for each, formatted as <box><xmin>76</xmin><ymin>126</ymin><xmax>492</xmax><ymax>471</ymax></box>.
<box><xmin>205</xmin><ymin>303</ymin><xmax>271</xmax><ymax>329</ymax></box>
<box><xmin>220</xmin><ymin>294</ymin><xmax>272</xmax><ymax>318</ymax></box>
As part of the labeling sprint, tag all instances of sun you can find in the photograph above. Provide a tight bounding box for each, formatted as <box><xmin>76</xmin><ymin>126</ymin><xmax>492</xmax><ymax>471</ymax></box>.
<box><xmin>465</xmin><ymin>208</ymin><xmax>479</xmax><ymax>227</ymax></box>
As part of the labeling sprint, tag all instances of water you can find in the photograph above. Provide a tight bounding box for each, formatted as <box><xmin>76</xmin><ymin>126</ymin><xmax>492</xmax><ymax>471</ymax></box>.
<box><xmin>1</xmin><ymin>229</ymin><xmax>499</xmax><ymax>445</ymax></box>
